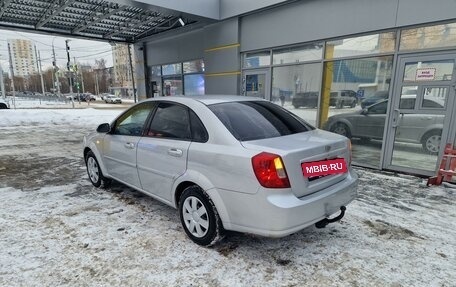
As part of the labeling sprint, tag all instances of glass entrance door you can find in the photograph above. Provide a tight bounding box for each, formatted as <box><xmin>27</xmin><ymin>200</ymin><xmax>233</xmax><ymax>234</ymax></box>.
<box><xmin>243</xmin><ymin>70</ymin><xmax>270</xmax><ymax>99</ymax></box>
<box><xmin>384</xmin><ymin>53</ymin><xmax>456</xmax><ymax>175</ymax></box>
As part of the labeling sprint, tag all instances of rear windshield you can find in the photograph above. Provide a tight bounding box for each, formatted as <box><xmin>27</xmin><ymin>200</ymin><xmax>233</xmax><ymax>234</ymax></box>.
<box><xmin>209</xmin><ymin>101</ymin><xmax>314</xmax><ymax>141</ymax></box>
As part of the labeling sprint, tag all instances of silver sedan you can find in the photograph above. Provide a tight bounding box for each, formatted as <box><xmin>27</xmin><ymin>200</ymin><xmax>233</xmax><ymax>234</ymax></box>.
<box><xmin>83</xmin><ymin>96</ymin><xmax>358</xmax><ymax>246</ymax></box>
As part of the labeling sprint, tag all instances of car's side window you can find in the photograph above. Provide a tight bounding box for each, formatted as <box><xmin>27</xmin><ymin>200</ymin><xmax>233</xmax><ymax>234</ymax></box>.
<box><xmin>147</xmin><ymin>103</ymin><xmax>191</xmax><ymax>140</ymax></box>
<box><xmin>399</xmin><ymin>98</ymin><xmax>416</xmax><ymax>109</ymax></box>
<box><xmin>368</xmin><ymin>101</ymin><xmax>387</xmax><ymax>114</ymax></box>
<box><xmin>190</xmin><ymin>110</ymin><xmax>208</xmax><ymax>143</ymax></box>
<box><xmin>112</xmin><ymin>102</ymin><xmax>155</xmax><ymax>136</ymax></box>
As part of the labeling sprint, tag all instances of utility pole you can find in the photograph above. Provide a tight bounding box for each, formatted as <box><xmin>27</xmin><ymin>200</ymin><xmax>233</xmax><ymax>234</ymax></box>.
<box><xmin>65</xmin><ymin>40</ymin><xmax>73</xmax><ymax>94</ymax></box>
<box><xmin>127</xmin><ymin>44</ymin><xmax>137</xmax><ymax>103</ymax></box>
<box><xmin>52</xmin><ymin>43</ymin><xmax>61</xmax><ymax>96</ymax></box>
<box><xmin>0</xmin><ymin>62</ymin><xmax>5</xmax><ymax>99</ymax></box>
<box><xmin>73</xmin><ymin>57</ymin><xmax>80</xmax><ymax>95</ymax></box>
<box><xmin>95</xmin><ymin>71</ymin><xmax>99</xmax><ymax>95</ymax></box>
<box><xmin>7</xmin><ymin>43</ymin><xmax>16</xmax><ymax>108</ymax></box>
<box><xmin>38</xmin><ymin>51</ymin><xmax>45</xmax><ymax>95</ymax></box>
<box><xmin>34</xmin><ymin>45</ymin><xmax>45</xmax><ymax>96</ymax></box>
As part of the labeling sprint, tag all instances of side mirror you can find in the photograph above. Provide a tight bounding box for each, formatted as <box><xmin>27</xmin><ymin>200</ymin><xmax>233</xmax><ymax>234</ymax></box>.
<box><xmin>361</xmin><ymin>108</ymin><xmax>368</xmax><ymax>115</ymax></box>
<box><xmin>97</xmin><ymin>123</ymin><xmax>111</xmax><ymax>133</ymax></box>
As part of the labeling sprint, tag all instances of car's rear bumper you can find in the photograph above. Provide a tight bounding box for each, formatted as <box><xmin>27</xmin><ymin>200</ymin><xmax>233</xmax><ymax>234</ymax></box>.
<box><xmin>207</xmin><ymin>168</ymin><xmax>358</xmax><ymax>237</ymax></box>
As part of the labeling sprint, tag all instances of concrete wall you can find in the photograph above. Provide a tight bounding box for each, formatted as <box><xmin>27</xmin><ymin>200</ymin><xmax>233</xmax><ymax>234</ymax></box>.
<box><xmin>145</xmin><ymin>29</ymin><xmax>205</xmax><ymax>65</ymax></box>
<box><xmin>144</xmin><ymin>18</ymin><xmax>240</xmax><ymax>95</ymax></box>
<box><xmin>203</xmin><ymin>18</ymin><xmax>240</xmax><ymax>95</ymax></box>
<box><xmin>240</xmin><ymin>0</ymin><xmax>456</xmax><ymax>52</ymax></box>
<box><xmin>133</xmin><ymin>43</ymin><xmax>147</xmax><ymax>101</ymax></box>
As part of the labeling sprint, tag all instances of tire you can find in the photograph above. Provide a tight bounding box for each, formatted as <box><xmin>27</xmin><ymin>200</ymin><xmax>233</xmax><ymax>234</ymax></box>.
<box><xmin>85</xmin><ymin>151</ymin><xmax>111</xmax><ymax>188</ymax></box>
<box><xmin>293</xmin><ymin>104</ymin><xmax>300</xmax><ymax>109</ymax></box>
<box><xmin>0</xmin><ymin>103</ymin><xmax>8</xmax><ymax>109</ymax></box>
<box><xmin>330</xmin><ymin>122</ymin><xmax>352</xmax><ymax>138</ymax></box>
<box><xmin>179</xmin><ymin>186</ymin><xmax>224</xmax><ymax>246</ymax></box>
<box><xmin>336</xmin><ymin>100</ymin><xmax>343</xmax><ymax>109</ymax></box>
<box><xmin>350</xmin><ymin>100</ymin><xmax>356</xmax><ymax>108</ymax></box>
<box><xmin>421</xmin><ymin>130</ymin><xmax>441</xmax><ymax>154</ymax></box>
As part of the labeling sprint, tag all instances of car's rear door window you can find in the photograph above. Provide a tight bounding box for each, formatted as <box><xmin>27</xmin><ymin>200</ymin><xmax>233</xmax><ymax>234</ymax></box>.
<box><xmin>147</xmin><ymin>102</ymin><xmax>191</xmax><ymax>140</ymax></box>
<box><xmin>209</xmin><ymin>101</ymin><xmax>313</xmax><ymax>141</ymax></box>
<box><xmin>189</xmin><ymin>110</ymin><xmax>208</xmax><ymax>142</ymax></box>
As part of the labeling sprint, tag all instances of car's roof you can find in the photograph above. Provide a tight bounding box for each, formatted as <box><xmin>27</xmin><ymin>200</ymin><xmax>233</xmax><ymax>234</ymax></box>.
<box><xmin>143</xmin><ymin>95</ymin><xmax>268</xmax><ymax>106</ymax></box>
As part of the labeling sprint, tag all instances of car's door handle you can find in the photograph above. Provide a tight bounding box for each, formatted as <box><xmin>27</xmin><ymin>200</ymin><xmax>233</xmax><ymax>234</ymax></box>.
<box><xmin>168</xmin><ymin>148</ymin><xmax>183</xmax><ymax>157</ymax></box>
<box><xmin>124</xmin><ymin>142</ymin><xmax>135</xmax><ymax>149</ymax></box>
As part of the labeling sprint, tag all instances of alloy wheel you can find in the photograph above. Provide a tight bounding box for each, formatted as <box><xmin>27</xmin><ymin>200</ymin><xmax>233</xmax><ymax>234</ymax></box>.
<box><xmin>425</xmin><ymin>135</ymin><xmax>441</xmax><ymax>154</ymax></box>
<box><xmin>87</xmin><ymin>157</ymin><xmax>100</xmax><ymax>184</ymax></box>
<box><xmin>182</xmin><ymin>196</ymin><xmax>209</xmax><ymax>238</ymax></box>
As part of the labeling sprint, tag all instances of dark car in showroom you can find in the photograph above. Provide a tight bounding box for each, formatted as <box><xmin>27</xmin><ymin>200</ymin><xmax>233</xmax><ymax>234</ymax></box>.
<box><xmin>292</xmin><ymin>91</ymin><xmax>319</xmax><ymax>108</ymax></box>
<box><xmin>323</xmin><ymin>95</ymin><xmax>444</xmax><ymax>154</ymax></box>
<box><xmin>360</xmin><ymin>90</ymin><xmax>389</xmax><ymax>109</ymax></box>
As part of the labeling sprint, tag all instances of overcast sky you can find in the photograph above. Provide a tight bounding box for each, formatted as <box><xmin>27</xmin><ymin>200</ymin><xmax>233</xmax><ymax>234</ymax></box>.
<box><xmin>0</xmin><ymin>29</ymin><xmax>113</xmax><ymax>72</ymax></box>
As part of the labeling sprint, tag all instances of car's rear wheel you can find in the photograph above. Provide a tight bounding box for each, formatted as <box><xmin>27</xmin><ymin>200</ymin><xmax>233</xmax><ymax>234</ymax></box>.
<box><xmin>85</xmin><ymin>151</ymin><xmax>111</xmax><ymax>188</ymax></box>
<box><xmin>350</xmin><ymin>100</ymin><xmax>356</xmax><ymax>108</ymax></box>
<box><xmin>331</xmin><ymin>122</ymin><xmax>351</xmax><ymax>138</ymax></box>
<box><xmin>179</xmin><ymin>186</ymin><xmax>223</xmax><ymax>246</ymax></box>
<box><xmin>422</xmin><ymin>130</ymin><xmax>441</xmax><ymax>154</ymax></box>
<box><xmin>0</xmin><ymin>103</ymin><xmax>8</xmax><ymax>109</ymax></box>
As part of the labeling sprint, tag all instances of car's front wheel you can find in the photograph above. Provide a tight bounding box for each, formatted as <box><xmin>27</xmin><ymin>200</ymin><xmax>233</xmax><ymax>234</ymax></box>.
<box><xmin>331</xmin><ymin>122</ymin><xmax>352</xmax><ymax>138</ymax></box>
<box><xmin>85</xmin><ymin>151</ymin><xmax>111</xmax><ymax>188</ymax></box>
<box><xmin>421</xmin><ymin>130</ymin><xmax>441</xmax><ymax>154</ymax></box>
<box><xmin>179</xmin><ymin>186</ymin><xmax>223</xmax><ymax>246</ymax></box>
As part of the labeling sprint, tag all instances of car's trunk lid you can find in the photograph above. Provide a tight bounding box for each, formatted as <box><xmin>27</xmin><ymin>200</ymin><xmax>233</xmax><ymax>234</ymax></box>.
<box><xmin>241</xmin><ymin>129</ymin><xmax>350</xmax><ymax>198</ymax></box>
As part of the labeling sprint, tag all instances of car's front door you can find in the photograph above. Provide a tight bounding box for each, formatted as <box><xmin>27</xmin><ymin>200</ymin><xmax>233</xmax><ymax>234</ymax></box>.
<box><xmin>103</xmin><ymin>102</ymin><xmax>155</xmax><ymax>188</ymax></box>
<box><xmin>355</xmin><ymin>101</ymin><xmax>388</xmax><ymax>139</ymax></box>
<box><xmin>136</xmin><ymin>102</ymin><xmax>192</xmax><ymax>202</ymax></box>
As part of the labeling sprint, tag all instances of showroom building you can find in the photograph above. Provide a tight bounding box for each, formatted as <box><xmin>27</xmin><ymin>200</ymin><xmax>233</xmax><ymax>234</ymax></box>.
<box><xmin>133</xmin><ymin>0</ymin><xmax>456</xmax><ymax>177</ymax></box>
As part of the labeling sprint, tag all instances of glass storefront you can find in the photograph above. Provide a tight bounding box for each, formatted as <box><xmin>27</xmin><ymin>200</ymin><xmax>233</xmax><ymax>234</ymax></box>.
<box><xmin>320</xmin><ymin>56</ymin><xmax>393</xmax><ymax>167</ymax></box>
<box><xmin>272</xmin><ymin>63</ymin><xmax>322</xmax><ymax>126</ymax></box>
<box><xmin>241</xmin><ymin>22</ymin><xmax>456</xmax><ymax>174</ymax></box>
<box><xmin>148</xmin><ymin>60</ymin><xmax>205</xmax><ymax>97</ymax></box>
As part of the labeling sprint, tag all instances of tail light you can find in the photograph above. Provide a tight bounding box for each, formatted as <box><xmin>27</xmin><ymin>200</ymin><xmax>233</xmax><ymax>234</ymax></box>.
<box><xmin>252</xmin><ymin>152</ymin><xmax>290</xmax><ymax>188</ymax></box>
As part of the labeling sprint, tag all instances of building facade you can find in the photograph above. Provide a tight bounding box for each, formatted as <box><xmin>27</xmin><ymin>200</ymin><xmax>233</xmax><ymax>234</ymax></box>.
<box><xmin>112</xmin><ymin>44</ymin><xmax>134</xmax><ymax>97</ymax></box>
<box><xmin>135</xmin><ymin>0</ymin><xmax>456</xmax><ymax>177</ymax></box>
<box><xmin>8</xmin><ymin>39</ymin><xmax>37</xmax><ymax>77</ymax></box>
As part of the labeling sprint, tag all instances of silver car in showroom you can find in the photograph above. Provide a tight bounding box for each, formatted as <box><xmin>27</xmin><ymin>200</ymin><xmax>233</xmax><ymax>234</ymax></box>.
<box><xmin>324</xmin><ymin>95</ymin><xmax>444</xmax><ymax>154</ymax></box>
<box><xmin>83</xmin><ymin>96</ymin><xmax>358</xmax><ymax>246</ymax></box>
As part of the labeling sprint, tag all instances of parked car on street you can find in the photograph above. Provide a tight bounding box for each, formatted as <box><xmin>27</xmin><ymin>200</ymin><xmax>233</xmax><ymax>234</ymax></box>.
<box><xmin>292</xmin><ymin>91</ymin><xmax>319</xmax><ymax>108</ymax></box>
<box><xmin>323</xmin><ymin>95</ymin><xmax>444</xmax><ymax>153</ymax></box>
<box><xmin>292</xmin><ymin>90</ymin><xmax>358</xmax><ymax>109</ymax></box>
<box><xmin>329</xmin><ymin>90</ymin><xmax>358</xmax><ymax>108</ymax></box>
<box><xmin>80</xmin><ymin>93</ymin><xmax>96</xmax><ymax>102</ymax></box>
<box><xmin>0</xmin><ymin>98</ymin><xmax>9</xmax><ymax>109</ymax></box>
<box><xmin>83</xmin><ymin>96</ymin><xmax>358</xmax><ymax>246</ymax></box>
<box><xmin>104</xmin><ymin>94</ymin><xmax>122</xmax><ymax>104</ymax></box>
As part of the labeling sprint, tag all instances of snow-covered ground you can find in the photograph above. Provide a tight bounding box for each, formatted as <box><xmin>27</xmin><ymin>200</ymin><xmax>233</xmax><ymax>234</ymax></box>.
<box><xmin>0</xmin><ymin>108</ymin><xmax>455</xmax><ymax>286</ymax></box>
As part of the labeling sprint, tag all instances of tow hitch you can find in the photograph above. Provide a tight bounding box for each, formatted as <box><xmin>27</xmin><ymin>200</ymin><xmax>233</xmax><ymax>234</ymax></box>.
<box><xmin>315</xmin><ymin>206</ymin><xmax>346</xmax><ymax>229</ymax></box>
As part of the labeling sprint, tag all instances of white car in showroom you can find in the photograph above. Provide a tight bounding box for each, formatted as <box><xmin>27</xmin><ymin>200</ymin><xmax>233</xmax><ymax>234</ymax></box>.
<box><xmin>83</xmin><ymin>96</ymin><xmax>357</xmax><ymax>246</ymax></box>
